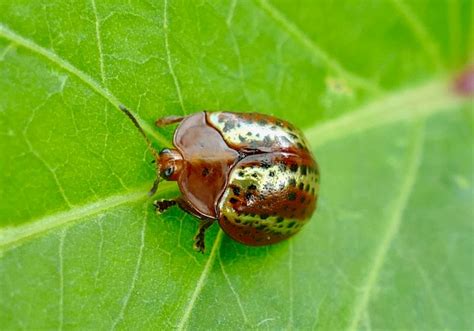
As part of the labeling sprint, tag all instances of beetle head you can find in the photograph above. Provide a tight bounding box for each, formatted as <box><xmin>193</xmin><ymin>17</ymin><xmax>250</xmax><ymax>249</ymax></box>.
<box><xmin>158</xmin><ymin>148</ymin><xmax>184</xmax><ymax>181</ymax></box>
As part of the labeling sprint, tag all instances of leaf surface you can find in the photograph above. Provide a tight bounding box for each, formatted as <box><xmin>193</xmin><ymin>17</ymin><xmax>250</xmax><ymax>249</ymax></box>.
<box><xmin>0</xmin><ymin>0</ymin><xmax>473</xmax><ymax>329</ymax></box>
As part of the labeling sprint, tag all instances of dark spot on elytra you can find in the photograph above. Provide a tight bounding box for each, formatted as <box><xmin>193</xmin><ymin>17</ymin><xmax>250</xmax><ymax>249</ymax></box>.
<box><xmin>245</xmin><ymin>192</ymin><xmax>253</xmax><ymax>200</ymax></box>
<box><xmin>238</xmin><ymin>170</ymin><xmax>245</xmax><ymax>177</ymax></box>
<box><xmin>301</xmin><ymin>166</ymin><xmax>307</xmax><ymax>175</ymax></box>
<box><xmin>288</xmin><ymin>192</ymin><xmax>297</xmax><ymax>201</ymax></box>
<box><xmin>278</xmin><ymin>163</ymin><xmax>287</xmax><ymax>172</ymax></box>
<box><xmin>261</xmin><ymin>159</ymin><xmax>271</xmax><ymax>169</ymax></box>
<box><xmin>288</xmin><ymin>221</ymin><xmax>296</xmax><ymax>228</ymax></box>
<box><xmin>288</xmin><ymin>129</ymin><xmax>297</xmax><ymax>135</ymax></box>
<box><xmin>258</xmin><ymin>194</ymin><xmax>266</xmax><ymax>201</ymax></box>
<box><xmin>229</xmin><ymin>197</ymin><xmax>238</xmax><ymax>204</ymax></box>
<box><xmin>248</xmin><ymin>184</ymin><xmax>257</xmax><ymax>190</ymax></box>
<box><xmin>232</xmin><ymin>186</ymin><xmax>241</xmax><ymax>196</ymax></box>
<box><xmin>263</xmin><ymin>183</ymin><xmax>274</xmax><ymax>191</ymax></box>
<box><xmin>256</xmin><ymin>224</ymin><xmax>266</xmax><ymax>230</ymax></box>
<box><xmin>258</xmin><ymin>119</ymin><xmax>267</xmax><ymax>126</ymax></box>
<box><xmin>239</xmin><ymin>135</ymin><xmax>246</xmax><ymax>143</ymax></box>
<box><xmin>217</xmin><ymin>115</ymin><xmax>226</xmax><ymax>123</ymax></box>
<box><xmin>290</xmin><ymin>164</ymin><xmax>298</xmax><ymax>172</ymax></box>
<box><xmin>246</xmin><ymin>131</ymin><xmax>252</xmax><ymax>136</ymax></box>
<box><xmin>202</xmin><ymin>168</ymin><xmax>210</xmax><ymax>177</ymax></box>
<box><xmin>289</xmin><ymin>178</ymin><xmax>296</xmax><ymax>187</ymax></box>
<box><xmin>276</xmin><ymin>216</ymin><xmax>284</xmax><ymax>223</ymax></box>
<box><xmin>305</xmin><ymin>184</ymin><xmax>311</xmax><ymax>192</ymax></box>
<box><xmin>298</xmin><ymin>182</ymin><xmax>304</xmax><ymax>190</ymax></box>
<box><xmin>311</xmin><ymin>188</ymin><xmax>315</xmax><ymax>195</ymax></box>
<box><xmin>251</xmin><ymin>173</ymin><xmax>258</xmax><ymax>178</ymax></box>
<box><xmin>269</xmin><ymin>171</ymin><xmax>275</xmax><ymax>177</ymax></box>
<box><xmin>235</xmin><ymin>218</ymin><xmax>241</xmax><ymax>224</ymax></box>
<box><xmin>223</xmin><ymin>121</ymin><xmax>235</xmax><ymax>132</ymax></box>
<box><xmin>297</xmin><ymin>142</ymin><xmax>305</xmax><ymax>149</ymax></box>
<box><xmin>271</xmin><ymin>125</ymin><xmax>277</xmax><ymax>130</ymax></box>
<box><xmin>260</xmin><ymin>214</ymin><xmax>269</xmax><ymax>219</ymax></box>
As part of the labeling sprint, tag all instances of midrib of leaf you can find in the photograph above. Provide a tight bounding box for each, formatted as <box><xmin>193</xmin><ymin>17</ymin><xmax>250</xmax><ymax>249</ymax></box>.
<box><xmin>0</xmin><ymin>23</ymin><xmax>170</xmax><ymax>147</ymax></box>
<box><xmin>305</xmin><ymin>78</ymin><xmax>465</xmax><ymax>147</ymax></box>
<box><xmin>347</xmin><ymin>122</ymin><xmax>425</xmax><ymax>330</ymax></box>
<box><xmin>0</xmin><ymin>182</ymin><xmax>174</xmax><ymax>252</ymax></box>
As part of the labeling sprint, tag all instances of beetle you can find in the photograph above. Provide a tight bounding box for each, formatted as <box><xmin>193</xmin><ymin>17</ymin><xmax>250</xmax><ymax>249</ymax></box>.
<box><xmin>119</xmin><ymin>106</ymin><xmax>320</xmax><ymax>253</ymax></box>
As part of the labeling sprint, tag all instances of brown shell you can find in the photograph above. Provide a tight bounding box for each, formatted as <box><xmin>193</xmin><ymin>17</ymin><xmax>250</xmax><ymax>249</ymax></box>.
<box><xmin>173</xmin><ymin>112</ymin><xmax>238</xmax><ymax>218</ymax></box>
<box><xmin>173</xmin><ymin>111</ymin><xmax>319</xmax><ymax>245</ymax></box>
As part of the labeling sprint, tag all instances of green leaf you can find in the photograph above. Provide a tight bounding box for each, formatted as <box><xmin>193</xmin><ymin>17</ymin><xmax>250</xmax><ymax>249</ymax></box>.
<box><xmin>0</xmin><ymin>0</ymin><xmax>472</xmax><ymax>329</ymax></box>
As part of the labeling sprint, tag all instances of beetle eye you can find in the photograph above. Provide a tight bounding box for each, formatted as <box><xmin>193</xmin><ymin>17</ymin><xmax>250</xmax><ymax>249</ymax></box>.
<box><xmin>164</xmin><ymin>167</ymin><xmax>174</xmax><ymax>177</ymax></box>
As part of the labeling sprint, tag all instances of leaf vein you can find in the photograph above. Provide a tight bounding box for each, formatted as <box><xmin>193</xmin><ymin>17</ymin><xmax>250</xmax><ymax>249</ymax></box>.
<box><xmin>226</xmin><ymin>0</ymin><xmax>238</xmax><ymax>26</ymax></box>
<box><xmin>0</xmin><ymin>188</ymin><xmax>149</xmax><ymax>252</ymax></box>
<box><xmin>288</xmin><ymin>239</ymin><xmax>294</xmax><ymax>330</ymax></box>
<box><xmin>347</xmin><ymin>122</ymin><xmax>426</xmax><ymax>330</ymax></box>
<box><xmin>23</xmin><ymin>103</ymin><xmax>73</xmax><ymax>208</ymax></box>
<box><xmin>91</xmin><ymin>0</ymin><xmax>106</xmax><ymax>84</ymax></box>
<box><xmin>304</xmin><ymin>78</ymin><xmax>463</xmax><ymax>148</ymax></box>
<box><xmin>164</xmin><ymin>0</ymin><xmax>186</xmax><ymax>115</ymax></box>
<box><xmin>388</xmin><ymin>0</ymin><xmax>444</xmax><ymax>70</ymax></box>
<box><xmin>254</xmin><ymin>0</ymin><xmax>382</xmax><ymax>94</ymax></box>
<box><xmin>0</xmin><ymin>23</ymin><xmax>169</xmax><ymax>146</ymax></box>
<box><xmin>218</xmin><ymin>250</ymin><xmax>248</xmax><ymax>325</ymax></box>
<box><xmin>58</xmin><ymin>229</ymin><xmax>66</xmax><ymax>331</ymax></box>
<box><xmin>176</xmin><ymin>230</ymin><xmax>224</xmax><ymax>330</ymax></box>
<box><xmin>111</xmin><ymin>204</ymin><xmax>147</xmax><ymax>330</ymax></box>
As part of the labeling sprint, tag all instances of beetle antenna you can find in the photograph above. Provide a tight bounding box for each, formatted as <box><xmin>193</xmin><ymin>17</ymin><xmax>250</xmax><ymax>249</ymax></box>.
<box><xmin>118</xmin><ymin>104</ymin><xmax>161</xmax><ymax>196</ymax></box>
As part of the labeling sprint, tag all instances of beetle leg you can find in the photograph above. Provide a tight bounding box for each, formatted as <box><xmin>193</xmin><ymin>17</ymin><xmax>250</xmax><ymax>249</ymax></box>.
<box><xmin>193</xmin><ymin>219</ymin><xmax>214</xmax><ymax>253</ymax></box>
<box><xmin>173</xmin><ymin>198</ymin><xmax>216</xmax><ymax>253</ymax></box>
<box><xmin>153</xmin><ymin>199</ymin><xmax>177</xmax><ymax>214</ymax></box>
<box><xmin>155</xmin><ymin>115</ymin><xmax>184</xmax><ymax>127</ymax></box>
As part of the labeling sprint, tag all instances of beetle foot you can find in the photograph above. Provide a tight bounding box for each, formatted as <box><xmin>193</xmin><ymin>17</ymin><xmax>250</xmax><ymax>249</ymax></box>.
<box><xmin>192</xmin><ymin>219</ymin><xmax>214</xmax><ymax>254</ymax></box>
<box><xmin>193</xmin><ymin>234</ymin><xmax>206</xmax><ymax>254</ymax></box>
<box><xmin>155</xmin><ymin>115</ymin><xmax>184</xmax><ymax>127</ymax></box>
<box><xmin>153</xmin><ymin>199</ymin><xmax>176</xmax><ymax>214</ymax></box>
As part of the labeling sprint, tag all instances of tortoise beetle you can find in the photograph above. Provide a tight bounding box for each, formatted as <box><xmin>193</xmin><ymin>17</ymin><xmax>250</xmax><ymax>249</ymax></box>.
<box><xmin>119</xmin><ymin>106</ymin><xmax>320</xmax><ymax>253</ymax></box>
